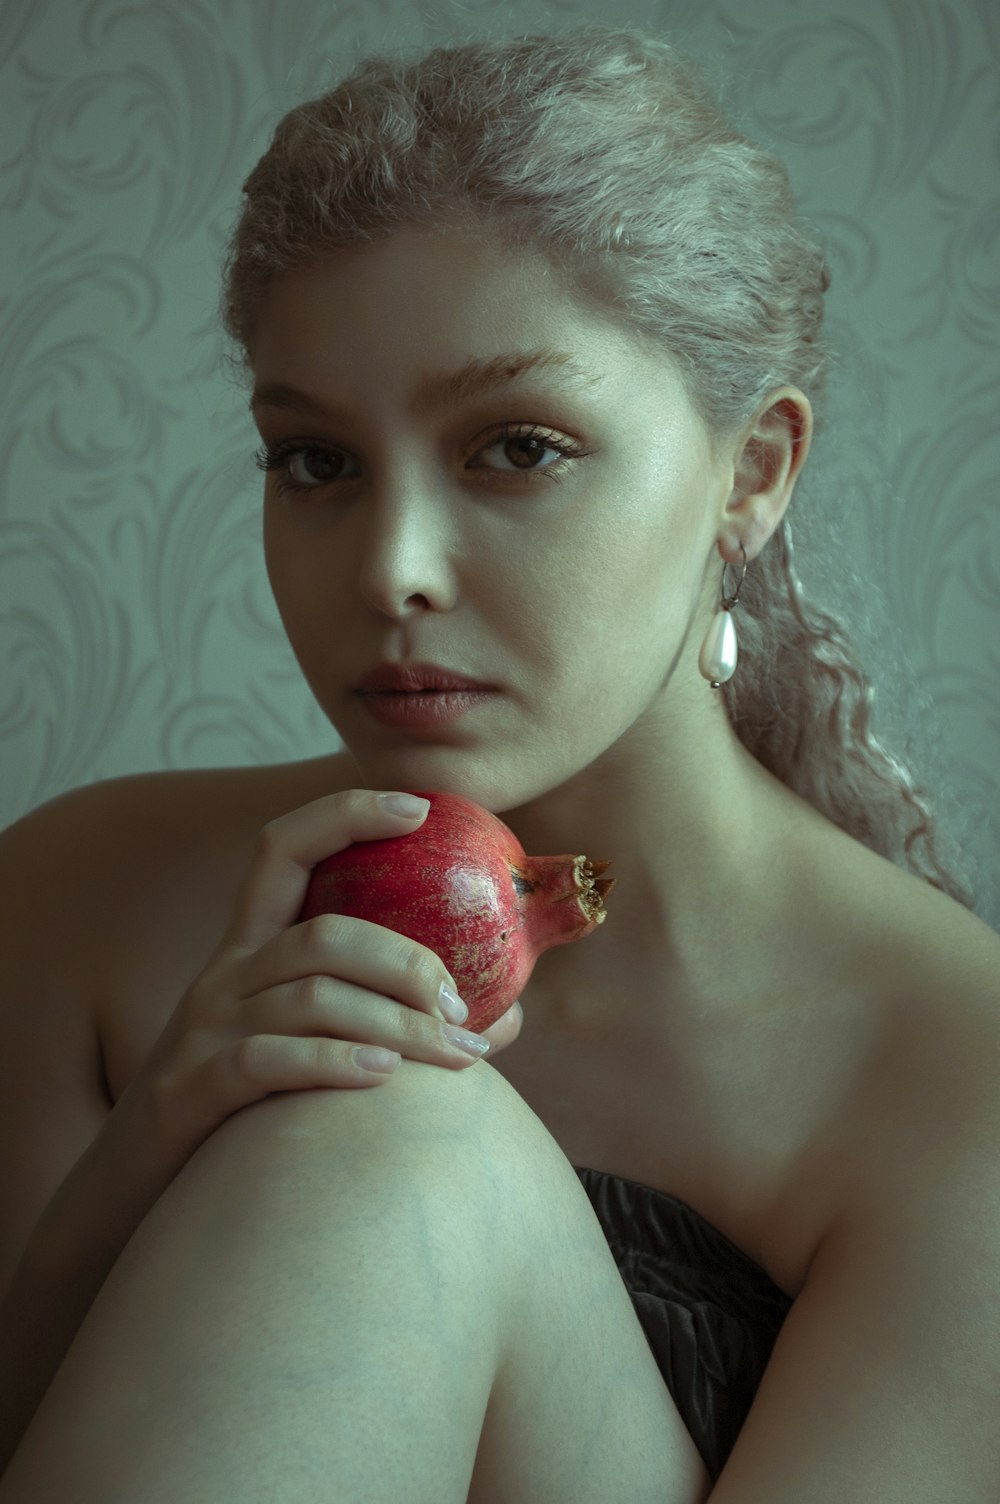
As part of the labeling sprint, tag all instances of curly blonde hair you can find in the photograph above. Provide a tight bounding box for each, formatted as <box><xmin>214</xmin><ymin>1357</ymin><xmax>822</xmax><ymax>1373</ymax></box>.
<box><xmin>221</xmin><ymin>22</ymin><xmax>978</xmax><ymax>912</ymax></box>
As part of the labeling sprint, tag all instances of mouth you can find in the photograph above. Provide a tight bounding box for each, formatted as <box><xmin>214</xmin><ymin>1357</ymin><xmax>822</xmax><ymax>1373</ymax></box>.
<box><xmin>356</xmin><ymin>683</ymin><xmax>497</xmax><ymax>727</ymax></box>
<box><xmin>355</xmin><ymin>663</ymin><xmax>496</xmax><ymax>695</ymax></box>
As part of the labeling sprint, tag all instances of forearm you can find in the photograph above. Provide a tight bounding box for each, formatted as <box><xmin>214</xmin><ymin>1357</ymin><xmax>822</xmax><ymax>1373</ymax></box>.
<box><xmin>0</xmin><ymin>1220</ymin><xmax>116</xmax><ymax>1474</ymax></box>
<box><xmin>0</xmin><ymin>1115</ymin><xmax>174</xmax><ymax>1476</ymax></box>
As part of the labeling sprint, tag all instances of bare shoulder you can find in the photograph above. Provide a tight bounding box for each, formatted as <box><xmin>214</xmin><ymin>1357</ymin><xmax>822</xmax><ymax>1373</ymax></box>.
<box><xmin>871</xmin><ymin>905</ymin><xmax>999</xmax><ymax>1184</ymax></box>
<box><xmin>758</xmin><ymin>830</ymin><xmax>1000</xmax><ymax>1285</ymax></box>
<box><xmin>3</xmin><ymin>754</ymin><xmax>354</xmax><ymax>965</ymax></box>
<box><xmin>864</xmin><ymin>862</ymin><xmax>1000</xmax><ymax>1080</ymax></box>
<box><xmin>816</xmin><ymin>851</ymin><xmax>1000</xmax><ymax>1270</ymax></box>
<box><xmin>714</xmin><ymin>867</ymin><xmax>1000</xmax><ymax>1498</ymax></box>
<box><xmin>2</xmin><ymin>754</ymin><xmax>357</xmax><ymax>1098</ymax></box>
<box><xmin>719</xmin><ymin>1031</ymin><xmax>1000</xmax><ymax>1500</ymax></box>
<box><xmin>833</xmin><ymin>846</ymin><xmax>1000</xmax><ymax>1166</ymax></box>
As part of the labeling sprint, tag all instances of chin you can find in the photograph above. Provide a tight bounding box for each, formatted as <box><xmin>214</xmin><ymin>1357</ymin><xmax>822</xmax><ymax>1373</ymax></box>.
<box><xmin>342</xmin><ymin>744</ymin><xmax>557</xmax><ymax>815</ymax></box>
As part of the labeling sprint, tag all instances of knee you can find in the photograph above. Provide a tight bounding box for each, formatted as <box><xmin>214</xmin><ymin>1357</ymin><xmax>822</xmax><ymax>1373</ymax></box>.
<box><xmin>201</xmin><ymin>1056</ymin><xmax>542</xmax><ymax>1197</ymax></box>
<box><xmin>339</xmin><ymin>1056</ymin><xmax>577</xmax><ymax>1214</ymax></box>
<box><xmin>199</xmin><ymin>1058</ymin><xmax>573</xmax><ymax>1290</ymax></box>
<box><xmin>224</xmin><ymin>1055</ymin><xmax>550</xmax><ymax>1171</ymax></box>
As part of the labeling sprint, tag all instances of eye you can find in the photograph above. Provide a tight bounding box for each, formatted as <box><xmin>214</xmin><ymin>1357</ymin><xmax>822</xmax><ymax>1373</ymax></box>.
<box><xmin>254</xmin><ymin>444</ymin><xmax>348</xmax><ymax>490</ymax></box>
<box><xmin>253</xmin><ymin>424</ymin><xmax>589</xmax><ymax>497</ymax></box>
<box><xmin>471</xmin><ymin>424</ymin><xmax>582</xmax><ymax>480</ymax></box>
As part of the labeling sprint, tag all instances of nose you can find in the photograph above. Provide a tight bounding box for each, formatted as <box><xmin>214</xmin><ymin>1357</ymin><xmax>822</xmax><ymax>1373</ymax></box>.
<box><xmin>354</xmin><ymin>479</ymin><xmax>459</xmax><ymax>620</ymax></box>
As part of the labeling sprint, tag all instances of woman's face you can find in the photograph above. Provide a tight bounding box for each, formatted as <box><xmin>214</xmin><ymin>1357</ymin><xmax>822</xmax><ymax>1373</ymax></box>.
<box><xmin>249</xmin><ymin>227</ymin><xmax>735</xmax><ymax>808</ymax></box>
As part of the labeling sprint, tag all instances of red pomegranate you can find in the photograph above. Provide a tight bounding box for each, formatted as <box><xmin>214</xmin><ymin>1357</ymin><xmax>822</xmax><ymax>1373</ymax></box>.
<box><xmin>298</xmin><ymin>790</ymin><xmax>614</xmax><ymax>1032</ymax></box>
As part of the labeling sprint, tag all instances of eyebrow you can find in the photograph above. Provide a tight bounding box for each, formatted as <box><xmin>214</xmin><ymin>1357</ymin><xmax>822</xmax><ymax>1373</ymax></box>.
<box><xmin>249</xmin><ymin>348</ymin><xmax>604</xmax><ymax>421</ymax></box>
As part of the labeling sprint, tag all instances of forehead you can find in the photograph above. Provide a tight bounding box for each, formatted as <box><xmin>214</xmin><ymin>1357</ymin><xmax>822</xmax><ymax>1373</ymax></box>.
<box><xmin>254</xmin><ymin>350</ymin><xmax>612</xmax><ymax>430</ymax></box>
<box><xmin>249</xmin><ymin>227</ymin><xmax>686</xmax><ymax>405</ymax></box>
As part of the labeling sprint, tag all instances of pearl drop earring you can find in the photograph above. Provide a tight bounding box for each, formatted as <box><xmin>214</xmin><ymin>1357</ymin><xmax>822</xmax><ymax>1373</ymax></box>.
<box><xmin>698</xmin><ymin>544</ymin><xmax>748</xmax><ymax>688</ymax></box>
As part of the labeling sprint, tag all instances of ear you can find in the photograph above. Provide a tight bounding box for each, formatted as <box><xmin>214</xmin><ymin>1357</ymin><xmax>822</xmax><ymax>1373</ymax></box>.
<box><xmin>718</xmin><ymin>388</ymin><xmax>812</xmax><ymax>564</ymax></box>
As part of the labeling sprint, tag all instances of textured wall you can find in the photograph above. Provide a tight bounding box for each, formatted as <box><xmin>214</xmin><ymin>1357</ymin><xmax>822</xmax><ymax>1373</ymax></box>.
<box><xmin>2</xmin><ymin>0</ymin><xmax>997</xmax><ymax>923</ymax></box>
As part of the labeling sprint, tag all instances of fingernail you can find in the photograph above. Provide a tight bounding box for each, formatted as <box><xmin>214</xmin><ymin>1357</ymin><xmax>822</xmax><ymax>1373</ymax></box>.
<box><xmin>442</xmin><ymin>1025</ymin><xmax>490</xmax><ymax>1057</ymax></box>
<box><xmin>379</xmin><ymin>793</ymin><xmax>430</xmax><ymax>818</ymax></box>
<box><xmin>353</xmin><ymin>1046</ymin><xmax>401</xmax><ymax>1073</ymax></box>
<box><xmin>438</xmin><ymin>981</ymin><xmax>468</xmax><ymax>1024</ymax></box>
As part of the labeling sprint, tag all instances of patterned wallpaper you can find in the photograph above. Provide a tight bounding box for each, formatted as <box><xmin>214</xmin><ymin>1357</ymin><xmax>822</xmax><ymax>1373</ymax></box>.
<box><xmin>2</xmin><ymin>0</ymin><xmax>997</xmax><ymax>925</ymax></box>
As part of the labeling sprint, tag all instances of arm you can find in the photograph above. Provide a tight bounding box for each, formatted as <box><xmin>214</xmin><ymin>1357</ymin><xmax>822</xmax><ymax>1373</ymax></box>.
<box><xmin>710</xmin><ymin>985</ymin><xmax>1000</xmax><ymax>1502</ymax></box>
<box><xmin>0</xmin><ymin>1120</ymin><xmax>159</xmax><ymax>1474</ymax></box>
<box><xmin>0</xmin><ymin>774</ymin><xmax>281</xmax><ymax>1464</ymax></box>
<box><xmin>0</xmin><ymin>779</ymin><xmax>217</xmax><ymax>1471</ymax></box>
<box><xmin>0</xmin><ymin>777</ymin><xmax>523</xmax><ymax>1478</ymax></box>
<box><xmin>0</xmin><ymin>785</ymin><xmax>157</xmax><ymax>1473</ymax></box>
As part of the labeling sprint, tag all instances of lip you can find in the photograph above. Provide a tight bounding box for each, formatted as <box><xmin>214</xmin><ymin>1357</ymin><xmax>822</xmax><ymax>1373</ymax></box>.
<box><xmin>358</xmin><ymin>688</ymin><xmax>497</xmax><ymax>729</ymax></box>
<box><xmin>354</xmin><ymin>661</ymin><xmax>495</xmax><ymax>693</ymax></box>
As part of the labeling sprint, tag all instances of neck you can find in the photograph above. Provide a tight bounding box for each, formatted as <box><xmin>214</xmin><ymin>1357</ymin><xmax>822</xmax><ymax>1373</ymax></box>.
<box><xmin>500</xmin><ymin>689</ymin><xmax>829</xmax><ymax>1040</ymax></box>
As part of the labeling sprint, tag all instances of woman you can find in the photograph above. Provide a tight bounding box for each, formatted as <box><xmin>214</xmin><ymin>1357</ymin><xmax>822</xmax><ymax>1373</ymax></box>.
<box><xmin>1</xmin><ymin>23</ymin><xmax>997</xmax><ymax>1502</ymax></box>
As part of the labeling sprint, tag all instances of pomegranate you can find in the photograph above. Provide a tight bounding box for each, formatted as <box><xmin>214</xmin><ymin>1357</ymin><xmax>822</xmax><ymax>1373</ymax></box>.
<box><xmin>298</xmin><ymin>790</ymin><xmax>614</xmax><ymax>1033</ymax></box>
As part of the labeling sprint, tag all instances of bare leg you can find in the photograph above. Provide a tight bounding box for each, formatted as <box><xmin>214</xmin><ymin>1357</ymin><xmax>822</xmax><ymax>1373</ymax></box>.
<box><xmin>0</xmin><ymin>1062</ymin><xmax>708</xmax><ymax>1504</ymax></box>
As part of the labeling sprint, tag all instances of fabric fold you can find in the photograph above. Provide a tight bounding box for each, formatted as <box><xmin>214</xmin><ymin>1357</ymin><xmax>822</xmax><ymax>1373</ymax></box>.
<box><xmin>573</xmin><ymin>1165</ymin><xmax>793</xmax><ymax>1481</ymax></box>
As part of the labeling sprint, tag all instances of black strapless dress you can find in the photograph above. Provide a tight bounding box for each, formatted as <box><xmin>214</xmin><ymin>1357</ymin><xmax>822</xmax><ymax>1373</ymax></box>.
<box><xmin>573</xmin><ymin>1166</ymin><xmax>793</xmax><ymax>1484</ymax></box>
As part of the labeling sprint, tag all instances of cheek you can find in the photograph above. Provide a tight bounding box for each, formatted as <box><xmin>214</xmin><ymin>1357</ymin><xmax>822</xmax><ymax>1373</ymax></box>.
<box><xmin>262</xmin><ymin>506</ymin><xmax>336</xmax><ymax>646</ymax></box>
<box><xmin>513</xmin><ymin>501</ymin><xmax>692</xmax><ymax>630</ymax></box>
<box><xmin>262</xmin><ymin>501</ymin><xmax>294</xmax><ymax>583</ymax></box>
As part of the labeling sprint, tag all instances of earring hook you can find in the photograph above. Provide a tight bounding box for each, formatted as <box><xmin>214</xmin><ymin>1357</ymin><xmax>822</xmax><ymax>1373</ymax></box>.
<box><xmin>721</xmin><ymin>543</ymin><xmax>748</xmax><ymax>610</ymax></box>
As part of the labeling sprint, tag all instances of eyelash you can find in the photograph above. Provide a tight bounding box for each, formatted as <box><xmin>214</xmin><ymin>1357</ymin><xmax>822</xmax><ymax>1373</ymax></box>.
<box><xmin>252</xmin><ymin>423</ymin><xmax>588</xmax><ymax>498</ymax></box>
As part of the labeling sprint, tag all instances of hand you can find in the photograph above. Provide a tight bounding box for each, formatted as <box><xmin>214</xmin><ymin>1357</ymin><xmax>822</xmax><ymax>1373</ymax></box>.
<box><xmin>121</xmin><ymin>788</ymin><xmax>523</xmax><ymax>1174</ymax></box>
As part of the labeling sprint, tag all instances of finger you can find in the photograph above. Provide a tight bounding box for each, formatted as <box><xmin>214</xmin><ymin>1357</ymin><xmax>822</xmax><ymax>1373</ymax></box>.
<box><xmin>242</xmin><ymin>976</ymin><xmax>491</xmax><ymax>1072</ymax></box>
<box><xmin>480</xmin><ymin>999</ymin><xmax>524</xmax><ymax>1054</ymax></box>
<box><xmin>235</xmin><ymin>912</ymin><xmax>460</xmax><ymax>1024</ymax></box>
<box><xmin>175</xmin><ymin>1033</ymin><xmax>404</xmax><ymax>1129</ymax></box>
<box><xmin>221</xmin><ymin>789</ymin><xmax>430</xmax><ymax>954</ymax></box>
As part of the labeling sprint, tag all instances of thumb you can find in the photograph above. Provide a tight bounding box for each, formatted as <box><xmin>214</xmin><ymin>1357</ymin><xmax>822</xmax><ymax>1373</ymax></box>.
<box><xmin>481</xmin><ymin>998</ymin><xmax>523</xmax><ymax>1055</ymax></box>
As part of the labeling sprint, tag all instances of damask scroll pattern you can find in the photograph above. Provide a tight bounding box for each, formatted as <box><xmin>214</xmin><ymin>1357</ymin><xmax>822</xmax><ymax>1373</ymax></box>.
<box><xmin>712</xmin><ymin>0</ymin><xmax>999</xmax><ymax>916</ymax></box>
<box><xmin>1</xmin><ymin>0</ymin><xmax>996</xmax><ymax>921</ymax></box>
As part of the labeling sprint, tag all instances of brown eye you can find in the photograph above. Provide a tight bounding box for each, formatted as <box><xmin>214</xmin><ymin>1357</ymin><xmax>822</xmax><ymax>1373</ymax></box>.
<box><xmin>254</xmin><ymin>424</ymin><xmax>588</xmax><ymax>497</ymax></box>
<box><xmin>473</xmin><ymin>424</ymin><xmax>584</xmax><ymax>482</ymax></box>
<box><xmin>254</xmin><ymin>441</ymin><xmax>352</xmax><ymax>494</ymax></box>
<box><xmin>489</xmin><ymin>433</ymin><xmax>556</xmax><ymax>470</ymax></box>
<box><xmin>287</xmin><ymin>449</ymin><xmax>345</xmax><ymax>485</ymax></box>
